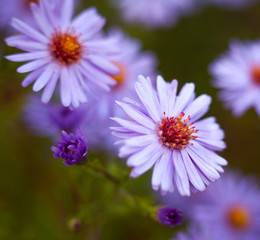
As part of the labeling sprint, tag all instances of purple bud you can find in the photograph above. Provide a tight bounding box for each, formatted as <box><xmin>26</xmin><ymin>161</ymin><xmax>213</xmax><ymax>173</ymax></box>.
<box><xmin>157</xmin><ymin>207</ymin><xmax>182</xmax><ymax>227</ymax></box>
<box><xmin>51</xmin><ymin>129</ymin><xmax>88</xmax><ymax>166</ymax></box>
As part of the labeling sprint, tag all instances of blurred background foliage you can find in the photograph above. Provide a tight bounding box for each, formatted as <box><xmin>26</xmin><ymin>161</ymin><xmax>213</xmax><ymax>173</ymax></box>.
<box><xmin>0</xmin><ymin>0</ymin><xmax>260</xmax><ymax>239</ymax></box>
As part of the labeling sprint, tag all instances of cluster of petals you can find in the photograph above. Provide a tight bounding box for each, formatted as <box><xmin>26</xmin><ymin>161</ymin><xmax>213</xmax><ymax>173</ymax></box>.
<box><xmin>111</xmin><ymin>75</ymin><xmax>227</xmax><ymax>196</ymax></box>
<box><xmin>113</xmin><ymin>0</ymin><xmax>194</xmax><ymax>29</ymax></box>
<box><xmin>51</xmin><ymin>129</ymin><xmax>88</xmax><ymax>166</ymax></box>
<box><xmin>210</xmin><ymin>40</ymin><xmax>260</xmax><ymax>117</ymax></box>
<box><xmin>5</xmin><ymin>0</ymin><xmax>119</xmax><ymax>108</ymax></box>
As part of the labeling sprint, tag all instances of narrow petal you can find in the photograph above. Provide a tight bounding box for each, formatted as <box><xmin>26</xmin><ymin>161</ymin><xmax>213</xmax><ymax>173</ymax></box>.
<box><xmin>5</xmin><ymin>52</ymin><xmax>48</xmax><ymax>62</ymax></box>
<box><xmin>33</xmin><ymin>64</ymin><xmax>54</xmax><ymax>91</ymax></box>
<box><xmin>17</xmin><ymin>58</ymin><xmax>49</xmax><ymax>73</ymax></box>
<box><xmin>60</xmin><ymin>67</ymin><xmax>71</xmax><ymax>106</ymax></box>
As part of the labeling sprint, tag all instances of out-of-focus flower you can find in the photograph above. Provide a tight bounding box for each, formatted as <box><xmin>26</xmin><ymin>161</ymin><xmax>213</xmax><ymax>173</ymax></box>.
<box><xmin>5</xmin><ymin>0</ymin><xmax>119</xmax><ymax>108</ymax></box>
<box><xmin>210</xmin><ymin>41</ymin><xmax>260</xmax><ymax>117</ymax></box>
<box><xmin>192</xmin><ymin>172</ymin><xmax>260</xmax><ymax>240</ymax></box>
<box><xmin>172</xmin><ymin>226</ymin><xmax>223</xmax><ymax>240</ymax></box>
<box><xmin>0</xmin><ymin>0</ymin><xmax>63</xmax><ymax>31</ymax></box>
<box><xmin>157</xmin><ymin>207</ymin><xmax>182</xmax><ymax>227</ymax></box>
<box><xmin>112</xmin><ymin>0</ymin><xmax>194</xmax><ymax>29</ymax></box>
<box><xmin>111</xmin><ymin>75</ymin><xmax>227</xmax><ymax>196</ymax></box>
<box><xmin>209</xmin><ymin>0</ymin><xmax>257</xmax><ymax>9</ymax></box>
<box><xmin>24</xmin><ymin>95</ymin><xmax>87</xmax><ymax>138</ymax></box>
<box><xmin>51</xmin><ymin>129</ymin><xmax>87</xmax><ymax>166</ymax></box>
<box><xmin>83</xmin><ymin>29</ymin><xmax>157</xmax><ymax>153</ymax></box>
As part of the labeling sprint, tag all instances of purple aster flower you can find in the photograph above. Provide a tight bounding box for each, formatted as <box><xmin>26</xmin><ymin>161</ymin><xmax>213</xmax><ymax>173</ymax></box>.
<box><xmin>113</xmin><ymin>0</ymin><xmax>194</xmax><ymax>29</ymax></box>
<box><xmin>191</xmin><ymin>172</ymin><xmax>260</xmax><ymax>240</ymax></box>
<box><xmin>111</xmin><ymin>75</ymin><xmax>227</xmax><ymax>196</ymax></box>
<box><xmin>209</xmin><ymin>0</ymin><xmax>257</xmax><ymax>9</ymax></box>
<box><xmin>157</xmin><ymin>207</ymin><xmax>182</xmax><ymax>227</ymax></box>
<box><xmin>5</xmin><ymin>0</ymin><xmax>119</xmax><ymax>108</ymax></box>
<box><xmin>82</xmin><ymin>29</ymin><xmax>157</xmax><ymax>152</ymax></box>
<box><xmin>24</xmin><ymin>95</ymin><xmax>87</xmax><ymax>138</ymax></box>
<box><xmin>51</xmin><ymin>129</ymin><xmax>88</xmax><ymax>166</ymax></box>
<box><xmin>172</xmin><ymin>226</ymin><xmax>223</xmax><ymax>240</ymax></box>
<box><xmin>210</xmin><ymin>40</ymin><xmax>260</xmax><ymax>117</ymax></box>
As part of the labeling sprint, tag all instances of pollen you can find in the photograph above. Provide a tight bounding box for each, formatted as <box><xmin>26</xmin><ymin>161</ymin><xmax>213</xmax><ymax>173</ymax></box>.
<box><xmin>49</xmin><ymin>30</ymin><xmax>84</xmax><ymax>65</ymax></box>
<box><xmin>159</xmin><ymin>112</ymin><xmax>197</xmax><ymax>150</ymax></box>
<box><xmin>228</xmin><ymin>206</ymin><xmax>250</xmax><ymax>230</ymax></box>
<box><xmin>111</xmin><ymin>62</ymin><xmax>126</xmax><ymax>87</ymax></box>
<box><xmin>251</xmin><ymin>65</ymin><xmax>260</xmax><ymax>85</ymax></box>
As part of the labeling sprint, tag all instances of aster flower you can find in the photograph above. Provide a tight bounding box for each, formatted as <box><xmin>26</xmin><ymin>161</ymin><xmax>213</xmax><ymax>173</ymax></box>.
<box><xmin>5</xmin><ymin>0</ymin><xmax>119</xmax><ymax>108</ymax></box>
<box><xmin>113</xmin><ymin>0</ymin><xmax>194</xmax><ymax>29</ymax></box>
<box><xmin>210</xmin><ymin>40</ymin><xmax>260</xmax><ymax>117</ymax></box>
<box><xmin>83</xmin><ymin>29</ymin><xmax>157</xmax><ymax>152</ymax></box>
<box><xmin>191</xmin><ymin>172</ymin><xmax>260</xmax><ymax>240</ymax></box>
<box><xmin>111</xmin><ymin>75</ymin><xmax>227</xmax><ymax>196</ymax></box>
<box><xmin>23</xmin><ymin>95</ymin><xmax>87</xmax><ymax>138</ymax></box>
<box><xmin>51</xmin><ymin>129</ymin><xmax>87</xmax><ymax>166</ymax></box>
<box><xmin>157</xmin><ymin>207</ymin><xmax>182</xmax><ymax>227</ymax></box>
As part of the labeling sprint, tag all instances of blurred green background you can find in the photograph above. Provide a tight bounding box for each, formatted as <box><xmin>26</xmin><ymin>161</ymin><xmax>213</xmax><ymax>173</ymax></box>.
<box><xmin>0</xmin><ymin>0</ymin><xmax>260</xmax><ymax>239</ymax></box>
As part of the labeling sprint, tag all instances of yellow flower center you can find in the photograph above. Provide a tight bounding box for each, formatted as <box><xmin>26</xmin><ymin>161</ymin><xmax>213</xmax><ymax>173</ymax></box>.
<box><xmin>228</xmin><ymin>206</ymin><xmax>250</xmax><ymax>230</ymax></box>
<box><xmin>111</xmin><ymin>62</ymin><xmax>126</xmax><ymax>87</ymax></box>
<box><xmin>49</xmin><ymin>30</ymin><xmax>84</xmax><ymax>65</ymax></box>
<box><xmin>251</xmin><ymin>65</ymin><xmax>260</xmax><ymax>85</ymax></box>
<box><xmin>159</xmin><ymin>112</ymin><xmax>197</xmax><ymax>150</ymax></box>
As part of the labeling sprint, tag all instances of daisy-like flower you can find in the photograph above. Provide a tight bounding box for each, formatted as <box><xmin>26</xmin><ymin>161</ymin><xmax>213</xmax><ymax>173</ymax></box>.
<box><xmin>83</xmin><ymin>29</ymin><xmax>157</xmax><ymax>152</ymax></box>
<box><xmin>5</xmin><ymin>0</ymin><xmax>119</xmax><ymax>108</ymax></box>
<box><xmin>209</xmin><ymin>0</ymin><xmax>257</xmax><ymax>9</ymax></box>
<box><xmin>192</xmin><ymin>172</ymin><xmax>260</xmax><ymax>240</ymax></box>
<box><xmin>111</xmin><ymin>75</ymin><xmax>227</xmax><ymax>196</ymax></box>
<box><xmin>210</xmin><ymin>41</ymin><xmax>260</xmax><ymax>117</ymax></box>
<box><xmin>23</xmin><ymin>95</ymin><xmax>87</xmax><ymax>138</ymax></box>
<box><xmin>51</xmin><ymin>129</ymin><xmax>88</xmax><ymax>166</ymax></box>
<box><xmin>113</xmin><ymin>0</ymin><xmax>194</xmax><ymax>29</ymax></box>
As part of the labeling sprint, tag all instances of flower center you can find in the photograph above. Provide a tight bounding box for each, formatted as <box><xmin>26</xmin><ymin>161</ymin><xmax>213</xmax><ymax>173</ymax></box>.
<box><xmin>251</xmin><ymin>65</ymin><xmax>260</xmax><ymax>85</ymax></box>
<box><xmin>111</xmin><ymin>62</ymin><xmax>126</xmax><ymax>87</ymax></box>
<box><xmin>228</xmin><ymin>206</ymin><xmax>250</xmax><ymax>230</ymax></box>
<box><xmin>159</xmin><ymin>112</ymin><xmax>197</xmax><ymax>150</ymax></box>
<box><xmin>49</xmin><ymin>30</ymin><xmax>84</xmax><ymax>65</ymax></box>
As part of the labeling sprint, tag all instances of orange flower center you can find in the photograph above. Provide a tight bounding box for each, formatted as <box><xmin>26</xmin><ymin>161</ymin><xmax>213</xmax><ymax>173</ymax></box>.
<box><xmin>159</xmin><ymin>112</ymin><xmax>197</xmax><ymax>150</ymax></box>
<box><xmin>111</xmin><ymin>62</ymin><xmax>126</xmax><ymax>87</ymax></box>
<box><xmin>228</xmin><ymin>206</ymin><xmax>250</xmax><ymax>230</ymax></box>
<box><xmin>251</xmin><ymin>65</ymin><xmax>260</xmax><ymax>85</ymax></box>
<box><xmin>49</xmin><ymin>30</ymin><xmax>84</xmax><ymax>65</ymax></box>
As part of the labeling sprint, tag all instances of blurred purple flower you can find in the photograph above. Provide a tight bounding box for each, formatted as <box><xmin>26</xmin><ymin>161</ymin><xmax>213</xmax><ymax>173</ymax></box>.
<box><xmin>157</xmin><ymin>207</ymin><xmax>182</xmax><ymax>227</ymax></box>
<box><xmin>111</xmin><ymin>75</ymin><xmax>227</xmax><ymax>196</ymax></box>
<box><xmin>5</xmin><ymin>0</ymin><xmax>119</xmax><ymax>108</ymax></box>
<box><xmin>83</xmin><ymin>29</ymin><xmax>157</xmax><ymax>153</ymax></box>
<box><xmin>51</xmin><ymin>129</ymin><xmax>87</xmax><ymax>166</ymax></box>
<box><xmin>172</xmin><ymin>226</ymin><xmax>223</xmax><ymax>240</ymax></box>
<box><xmin>24</xmin><ymin>95</ymin><xmax>87</xmax><ymax>138</ymax></box>
<box><xmin>210</xmin><ymin>40</ymin><xmax>260</xmax><ymax>117</ymax></box>
<box><xmin>113</xmin><ymin>0</ymin><xmax>194</xmax><ymax>29</ymax></box>
<box><xmin>0</xmin><ymin>0</ymin><xmax>62</xmax><ymax>31</ymax></box>
<box><xmin>191</xmin><ymin>172</ymin><xmax>260</xmax><ymax>240</ymax></box>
